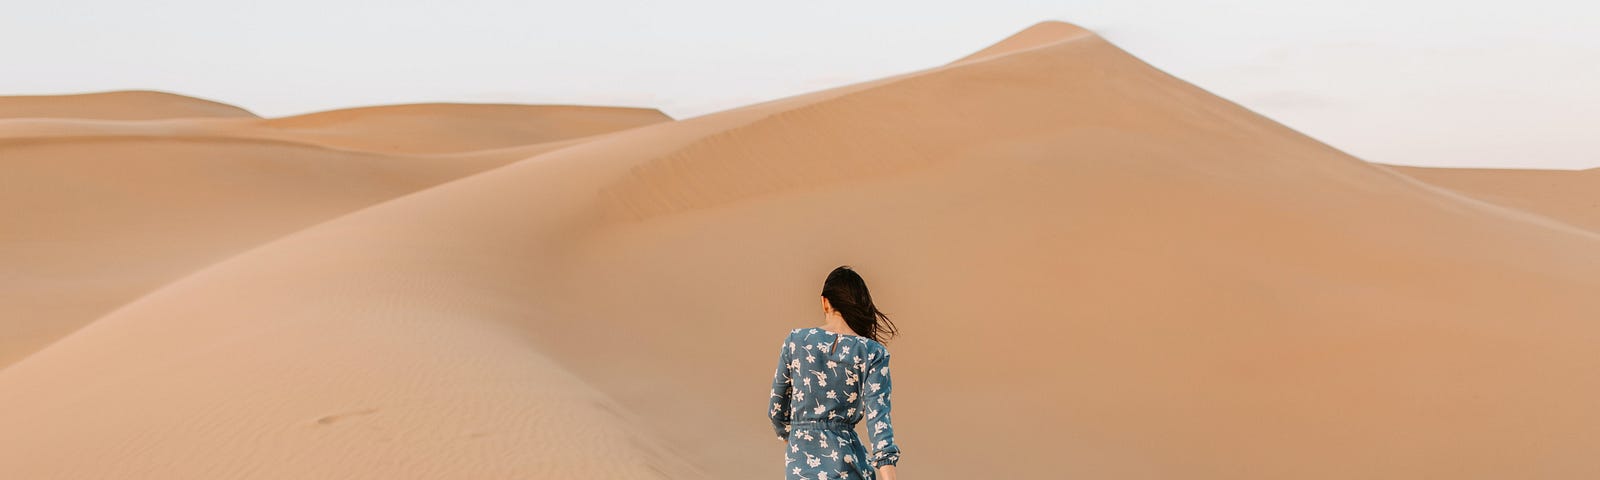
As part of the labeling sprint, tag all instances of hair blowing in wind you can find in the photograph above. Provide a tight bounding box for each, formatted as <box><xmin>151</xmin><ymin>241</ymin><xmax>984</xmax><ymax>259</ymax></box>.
<box><xmin>821</xmin><ymin>266</ymin><xmax>898</xmax><ymax>343</ymax></box>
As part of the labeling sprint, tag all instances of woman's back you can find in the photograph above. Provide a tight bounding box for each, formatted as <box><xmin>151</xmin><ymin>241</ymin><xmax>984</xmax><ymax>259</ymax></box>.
<box><xmin>769</xmin><ymin>327</ymin><xmax>900</xmax><ymax>478</ymax></box>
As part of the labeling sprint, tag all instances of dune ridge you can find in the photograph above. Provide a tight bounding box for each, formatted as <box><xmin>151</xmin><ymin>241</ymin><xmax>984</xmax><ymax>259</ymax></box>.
<box><xmin>0</xmin><ymin>90</ymin><xmax>258</xmax><ymax>120</ymax></box>
<box><xmin>260</xmin><ymin>103</ymin><xmax>672</xmax><ymax>153</ymax></box>
<box><xmin>949</xmin><ymin>20</ymin><xmax>1096</xmax><ymax>64</ymax></box>
<box><xmin>1384</xmin><ymin>164</ymin><xmax>1600</xmax><ymax>233</ymax></box>
<box><xmin>3</xmin><ymin>20</ymin><xmax>1599</xmax><ymax>479</ymax></box>
<box><xmin>0</xmin><ymin>103</ymin><xmax>669</xmax><ymax>155</ymax></box>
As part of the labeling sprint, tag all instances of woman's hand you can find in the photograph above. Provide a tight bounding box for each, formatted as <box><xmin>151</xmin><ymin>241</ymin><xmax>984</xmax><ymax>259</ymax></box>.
<box><xmin>877</xmin><ymin>465</ymin><xmax>897</xmax><ymax>480</ymax></box>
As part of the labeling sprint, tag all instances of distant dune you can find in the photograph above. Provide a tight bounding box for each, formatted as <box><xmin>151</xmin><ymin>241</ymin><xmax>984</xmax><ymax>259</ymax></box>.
<box><xmin>2</xmin><ymin>20</ymin><xmax>1598</xmax><ymax>480</ymax></box>
<box><xmin>0</xmin><ymin>102</ymin><xmax>670</xmax><ymax>154</ymax></box>
<box><xmin>0</xmin><ymin>100</ymin><xmax>670</xmax><ymax>369</ymax></box>
<box><xmin>261</xmin><ymin>104</ymin><xmax>672</xmax><ymax>153</ymax></box>
<box><xmin>0</xmin><ymin>90</ymin><xmax>258</xmax><ymax>120</ymax></box>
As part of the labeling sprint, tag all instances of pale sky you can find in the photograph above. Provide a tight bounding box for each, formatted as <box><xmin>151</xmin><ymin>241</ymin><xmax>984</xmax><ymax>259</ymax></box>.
<box><xmin>4</xmin><ymin>0</ymin><xmax>1596</xmax><ymax>168</ymax></box>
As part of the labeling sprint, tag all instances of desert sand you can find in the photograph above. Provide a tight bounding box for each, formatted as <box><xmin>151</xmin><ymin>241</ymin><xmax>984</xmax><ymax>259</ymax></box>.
<box><xmin>1384</xmin><ymin>164</ymin><xmax>1600</xmax><ymax>233</ymax></box>
<box><xmin>2</xmin><ymin>21</ymin><xmax>1598</xmax><ymax>479</ymax></box>
<box><xmin>0</xmin><ymin>101</ymin><xmax>668</xmax><ymax>368</ymax></box>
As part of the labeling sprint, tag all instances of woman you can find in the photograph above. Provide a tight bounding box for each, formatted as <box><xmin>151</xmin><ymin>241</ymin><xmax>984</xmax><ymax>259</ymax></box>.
<box><xmin>768</xmin><ymin>266</ymin><xmax>902</xmax><ymax>480</ymax></box>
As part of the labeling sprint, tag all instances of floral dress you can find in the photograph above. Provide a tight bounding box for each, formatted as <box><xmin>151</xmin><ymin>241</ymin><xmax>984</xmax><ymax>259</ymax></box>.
<box><xmin>768</xmin><ymin>327</ymin><xmax>901</xmax><ymax>479</ymax></box>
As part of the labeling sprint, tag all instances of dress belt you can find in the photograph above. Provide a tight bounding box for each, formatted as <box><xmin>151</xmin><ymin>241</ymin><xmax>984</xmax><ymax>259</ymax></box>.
<box><xmin>790</xmin><ymin>418</ymin><xmax>856</xmax><ymax>429</ymax></box>
<box><xmin>789</xmin><ymin>418</ymin><xmax>875</xmax><ymax>472</ymax></box>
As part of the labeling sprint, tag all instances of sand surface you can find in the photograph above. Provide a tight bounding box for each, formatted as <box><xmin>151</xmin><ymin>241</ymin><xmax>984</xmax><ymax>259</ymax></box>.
<box><xmin>1385</xmin><ymin>164</ymin><xmax>1600</xmax><ymax>233</ymax></box>
<box><xmin>0</xmin><ymin>103</ymin><xmax>668</xmax><ymax>368</ymax></box>
<box><xmin>3</xmin><ymin>21</ymin><xmax>1599</xmax><ymax>479</ymax></box>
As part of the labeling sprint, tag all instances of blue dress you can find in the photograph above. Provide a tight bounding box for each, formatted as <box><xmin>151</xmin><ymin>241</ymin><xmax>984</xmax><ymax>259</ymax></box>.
<box><xmin>768</xmin><ymin>327</ymin><xmax>901</xmax><ymax>479</ymax></box>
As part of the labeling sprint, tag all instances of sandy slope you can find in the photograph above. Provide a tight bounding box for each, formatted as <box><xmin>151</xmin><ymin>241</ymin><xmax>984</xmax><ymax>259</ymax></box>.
<box><xmin>0</xmin><ymin>100</ymin><xmax>670</xmax><ymax>369</ymax></box>
<box><xmin>260</xmin><ymin>104</ymin><xmax>672</xmax><ymax>153</ymax></box>
<box><xmin>0</xmin><ymin>90</ymin><xmax>258</xmax><ymax>120</ymax></box>
<box><xmin>3</xmin><ymin>21</ymin><xmax>1600</xmax><ymax>479</ymax></box>
<box><xmin>1384</xmin><ymin>164</ymin><xmax>1600</xmax><ymax>233</ymax></box>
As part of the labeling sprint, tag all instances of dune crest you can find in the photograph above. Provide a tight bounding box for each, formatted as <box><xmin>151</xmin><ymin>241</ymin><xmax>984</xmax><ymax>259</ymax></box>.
<box><xmin>261</xmin><ymin>103</ymin><xmax>672</xmax><ymax>153</ymax></box>
<box><xmin>0</xmin><ymin>103</ymin><xmax>671</xmax><ymax>155</ymax></box>
<box><xmin>950</xmin><ymin>20</ymin><xmax>1095</xmax><ymax>64</ymax></box>
<box><xmin>1384</xmin><ymin>164</ymin><xmax>1600</xmax><ymax>233</ymax></box>
<box><xmin>0</xmin><ymin>90</ymin><xmax>257</xmax><ymax>120</ymax></box>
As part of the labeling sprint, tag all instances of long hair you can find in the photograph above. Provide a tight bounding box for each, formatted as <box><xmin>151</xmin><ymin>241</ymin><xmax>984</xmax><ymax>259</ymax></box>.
<box><xmin>821</xmin><ymin>265</ymin><xmax>898</xmax><ymax>343</ymax></box>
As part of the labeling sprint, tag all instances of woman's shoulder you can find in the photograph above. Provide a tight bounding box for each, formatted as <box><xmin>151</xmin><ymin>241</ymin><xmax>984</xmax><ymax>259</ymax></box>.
<box><xmin>861</xmin><ymin>337</ymin><xmax>889</xmax><ymax>356</ymax></box>
<box><xmin>784</xmin><ymin>327</ymin><xmax>886</xmax><ymax>351</ymax></box>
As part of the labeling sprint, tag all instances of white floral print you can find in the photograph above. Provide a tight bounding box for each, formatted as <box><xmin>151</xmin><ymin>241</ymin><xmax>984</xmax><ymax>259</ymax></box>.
<box><xmin>769</xmin><ymin>328</ymin><xmax>900</xmax><ymax>479</ymax></box>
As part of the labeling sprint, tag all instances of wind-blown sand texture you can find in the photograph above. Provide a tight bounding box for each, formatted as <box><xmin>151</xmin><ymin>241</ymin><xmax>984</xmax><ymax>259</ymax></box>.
<box><xmin>2</xmin><ymin>21</ymin><xmax>1598</xmax><ymax>479</ymax></box>
<box><xmin>1384</xmin><ymin>164</ymin><xmax>1600</xmax><ymax>233</ymax></box>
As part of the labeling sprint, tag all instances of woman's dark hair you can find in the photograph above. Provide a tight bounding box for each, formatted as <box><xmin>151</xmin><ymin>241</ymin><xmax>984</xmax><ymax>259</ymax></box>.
<box><xmin>821</xmin><ymin>265</ymin><xmax>898</xmax><ymax>343</ymax></box>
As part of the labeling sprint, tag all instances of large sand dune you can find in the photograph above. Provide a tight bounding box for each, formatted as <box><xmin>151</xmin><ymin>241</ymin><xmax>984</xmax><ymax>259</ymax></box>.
<box><xmin>0</xmin><ymin>100</ymin><xmax>670</xmax><ymax>368</ymax></box>
<box><xmin>2</xmin><ymin>21</ymin><xmax>1598</xmax><ymax>479</ymax></box>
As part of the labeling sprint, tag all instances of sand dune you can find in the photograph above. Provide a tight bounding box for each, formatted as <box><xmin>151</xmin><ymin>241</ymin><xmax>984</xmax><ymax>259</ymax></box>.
<box><xmin>0</xmin><ymin>100</ymin><xmax>670</xmax><ymax>369</ymax></box>
<box><xmin>0</xmin><ymin>103</ymin><xmax>669</xmax><ymax>155</ymax></box>
<box><xmin>3</xmin><ymin>20</ymin><xmax>1599</xmax><ymax>479</ymax></box>
<box><xmin>261</xmin><ymin>104</ymin><xmax>672</xmax><ymax>153</ymax></box>
<box><xmin>0</xmin><ymin>90</ymin><xmax>258</xmax><ymax>120</ymax></box>
<box><xmin>1384</xmin><ymin>164</ymin><xmax>1600</xmax><ymax>233</ymax></box>
<box><xmin>949</xmin><ymin>20</ymin><xmax>1095</xmax><ymax>64</ymax></box>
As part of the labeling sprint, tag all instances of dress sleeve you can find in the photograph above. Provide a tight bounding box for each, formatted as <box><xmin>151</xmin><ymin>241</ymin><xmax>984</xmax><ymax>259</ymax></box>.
<box><xmin>767</xmin><ymin>332</ymin><xmax>794</xmax><ymax>440</ymax></box>
<box><xmin>864</xmin><ymin>347</ymin><xmax>901</xmax><ymax>468</ymax></box>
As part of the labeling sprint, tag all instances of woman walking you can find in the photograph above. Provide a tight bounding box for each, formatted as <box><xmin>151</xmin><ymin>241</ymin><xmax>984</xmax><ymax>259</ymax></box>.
<box><xmin>768</xmin><ymin>266</ymin><xmax>901</xmax><ymax>480</ymax></box>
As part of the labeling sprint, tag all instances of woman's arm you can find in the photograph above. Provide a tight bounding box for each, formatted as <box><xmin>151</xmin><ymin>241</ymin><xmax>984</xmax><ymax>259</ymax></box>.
<box><xmin>863</xmin><ymin>348</ymin><xmax>901</xmax><ymax>470</ymax></box>
<box><xmin>877</xmin><ymin>465</ymin><xmax>898</xmax><ymax>480</ymax></box>
<box><xmin>767</xmin><ymin>334</ymin><xmax>794</xmax><ymax>440</ymax></box>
